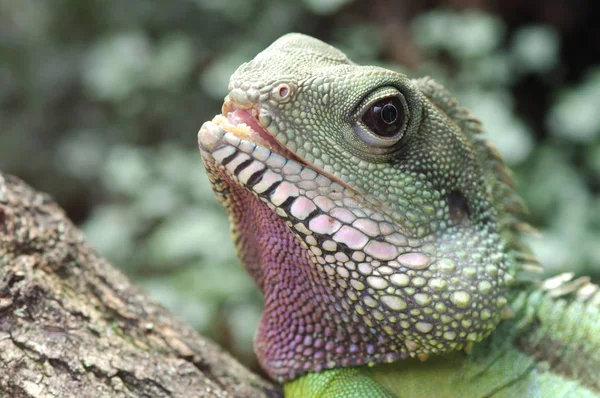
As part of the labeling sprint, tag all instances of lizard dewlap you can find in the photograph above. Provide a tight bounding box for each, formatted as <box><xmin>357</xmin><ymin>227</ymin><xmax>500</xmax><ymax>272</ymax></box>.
<box><xmin>198</xmin><ymin>33</ymin><xmax>524</xmax><ymax>382</ymax></box>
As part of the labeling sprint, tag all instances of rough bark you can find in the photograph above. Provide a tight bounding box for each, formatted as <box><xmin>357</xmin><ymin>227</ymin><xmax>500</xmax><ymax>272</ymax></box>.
<box><xmin>0</xmin><ymin>173</ymin><xmax>281</xmax><ymax>398</ymax></box>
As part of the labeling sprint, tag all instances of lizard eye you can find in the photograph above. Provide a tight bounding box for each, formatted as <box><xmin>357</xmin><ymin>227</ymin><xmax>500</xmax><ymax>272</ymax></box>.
<box><xmin>352</xmin><ymin>88</ymin><xmax>410</xmax><ymax>151</ymax></box>
<box><xmin>361</xmin><ymin>97</ymin><xmax>405</xmax><ymax>138</ymax></box>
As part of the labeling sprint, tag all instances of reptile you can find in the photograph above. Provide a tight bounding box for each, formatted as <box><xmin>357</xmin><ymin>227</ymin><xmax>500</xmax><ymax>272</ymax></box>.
<box><xmin>197</xmin><ymin>33</ymin><xmax>600</xmax><ymax>397</ymax></box>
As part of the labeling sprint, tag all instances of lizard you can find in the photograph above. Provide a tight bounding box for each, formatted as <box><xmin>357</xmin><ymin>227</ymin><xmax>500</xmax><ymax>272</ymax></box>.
<box><xmin>197</xmin><ymin>33</ymin><xmax>600</xmax><ymax>397</ymax></box>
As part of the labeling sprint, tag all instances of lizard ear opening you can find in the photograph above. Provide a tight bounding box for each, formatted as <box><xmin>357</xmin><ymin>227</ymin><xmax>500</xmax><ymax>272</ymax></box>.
<box><xmin>448</xmin><ymin>190</ymin><xmax>471</xmax><ymax>226</ymax></box>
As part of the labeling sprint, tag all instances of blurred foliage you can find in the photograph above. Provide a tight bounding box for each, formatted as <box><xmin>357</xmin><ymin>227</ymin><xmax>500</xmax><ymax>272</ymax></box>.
<box><xmin>1</xmin><ymin>0</ymin><xmax>598</xmax><ymax>371</ymax></box>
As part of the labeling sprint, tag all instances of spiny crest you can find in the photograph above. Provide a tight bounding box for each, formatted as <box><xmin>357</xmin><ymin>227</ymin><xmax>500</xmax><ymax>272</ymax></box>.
<box><xmin>413</xmin><ymin>77</ymin><xmax>541</xmax><ymax>278</ymax></box>
<box><xmin>541</xmin><ymin>273</ymin><xmax>600</xmax><ymax>308</ymax></box>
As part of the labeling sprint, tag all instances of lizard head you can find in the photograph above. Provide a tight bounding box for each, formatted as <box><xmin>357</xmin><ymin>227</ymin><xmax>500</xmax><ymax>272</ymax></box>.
<box><xmin>198</xmin><ymin>33</ymin><xmax>529</xmax><ymax>381</ymax></box>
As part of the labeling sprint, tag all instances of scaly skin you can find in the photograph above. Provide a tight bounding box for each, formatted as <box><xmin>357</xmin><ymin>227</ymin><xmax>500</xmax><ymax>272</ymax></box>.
<box><xmin>197</xmin><ymin>33</ymin><xmax>600</xmax><ymax>396</ymax></box>
<box><xmin>284</xmin><ymin>287</ymin><xmax>600</xmax><ymax>397</ymax></box>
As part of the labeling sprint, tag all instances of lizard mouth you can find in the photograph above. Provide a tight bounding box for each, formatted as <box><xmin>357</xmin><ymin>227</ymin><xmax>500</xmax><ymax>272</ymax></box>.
<box><xmin>220</xmin><ymin>102</ymin><xmax>300</xmax><ymax>162</ymax></box>
<box><xmin>199</xmin><ymin>100</ymin><xmax>349</xmax><ymax>192</ymax></box>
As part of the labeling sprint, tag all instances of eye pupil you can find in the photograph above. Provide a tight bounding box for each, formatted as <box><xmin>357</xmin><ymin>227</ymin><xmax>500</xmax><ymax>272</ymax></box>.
<box><xmin>361</xmin><ymin>96</ymin><xmax>405</xmax><ymax>138</ymax></box>
<box><xmin>381</xmin><ymin>104</ymin><xmax>397</xmax><ymax>124</ymax></box>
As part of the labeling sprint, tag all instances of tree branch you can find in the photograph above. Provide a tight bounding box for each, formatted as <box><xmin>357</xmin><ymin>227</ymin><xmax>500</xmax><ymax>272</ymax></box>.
<box><xmin>0</xmin><ymin>173</ymin><xmax>281</xmax><ymax>398</ymax></box>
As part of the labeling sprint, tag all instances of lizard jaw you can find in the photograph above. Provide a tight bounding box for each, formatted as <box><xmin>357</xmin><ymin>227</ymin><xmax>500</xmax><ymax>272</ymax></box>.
<box><xmin>198</xmin><ymin>114</ymin><xmax>356</xmax><ymax>225</ymax></box>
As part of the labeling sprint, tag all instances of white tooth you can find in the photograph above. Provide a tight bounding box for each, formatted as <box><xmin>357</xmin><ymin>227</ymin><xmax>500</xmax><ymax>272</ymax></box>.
<box><xmin>237</xmin><ymin>161</ymin><xmax>266</xmax><ymax>184</ymax></box>
<box><xmin>252</xmin><ymin>146</ymin><xmax>271</xmax><ymax>161</ymax></box>
<box><xmin>270</xmin><ymin>181</ymin><xmax>299</xmax><ymax>206</ymax></box>
<box><xmin>211</xmin><ymin>146</ymin><xmax>237</xmax><ymax>164</ymax></box>
<box><xmin>282</xmin><ymin>160</ymin><xmax>302</xmax><ymax>175</ymax></box>
<box><xmin>224</xmin><ymin>132</ymin><xmax>241</xmax><ymax>147</ymax></box>
<box><xmin>224</xmin><ymin>153</ymin><xmax>251</xmax><ymax>175</ymax></box>
<box><xmin>239</xmin><ymin>140</ymin><xmax>256</xmax><ymax>154</ymax></box>
<box><xmin>252</xmin><ymin>169</ymin><xmax>282</xmax><ymax>194</ymax></box>
<box><xmin>266</xmin><ymin>153</ymin><xmax>286</xmax><ymax>168</ymax></box>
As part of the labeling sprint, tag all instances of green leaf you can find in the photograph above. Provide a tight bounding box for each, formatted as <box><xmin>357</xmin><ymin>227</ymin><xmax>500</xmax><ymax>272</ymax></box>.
<box><xmin>302</xmin><ymin>0</ymin><xmax>353</xmax><ymax>15</ymax></box>
<box><xmin>511</xmin><ymin>25</ymin><xmax>560</xmax><ymax>75</ymax></box>
<box><xmin>548</xmin><ymin>67</ymin><xmax>600</xmax><ymax>142</ymax></box>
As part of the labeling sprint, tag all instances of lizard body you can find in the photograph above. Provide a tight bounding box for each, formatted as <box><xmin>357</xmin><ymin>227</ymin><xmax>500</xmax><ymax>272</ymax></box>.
<box><xmin>197</xmin><ymin>33</ymin><xmax>600</xmax><ymax>397</ymax></box>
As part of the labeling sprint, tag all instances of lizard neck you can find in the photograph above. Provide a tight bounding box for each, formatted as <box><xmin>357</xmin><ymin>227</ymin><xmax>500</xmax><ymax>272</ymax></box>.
<box><xmin>228</xmin><ymin>177</ymin><xmax>406</xmax><ymax>381</ymax></box>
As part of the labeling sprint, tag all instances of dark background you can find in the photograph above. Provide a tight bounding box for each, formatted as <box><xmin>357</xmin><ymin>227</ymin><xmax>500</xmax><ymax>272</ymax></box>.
<box><xmin>2</xmin><ymin>0</ymin><xmax>599</xmax><ymax>370</ymax></box>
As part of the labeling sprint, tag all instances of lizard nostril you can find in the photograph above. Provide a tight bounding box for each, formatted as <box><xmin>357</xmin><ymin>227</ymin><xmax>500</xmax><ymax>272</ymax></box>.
<box><xmin>229</xmin><ymin>88</ymin><xmax>253</xmax><ymax>109</ymax></box>
<box><xmin>273</xmin><ymin>83</ymin><xmax>291</xmax><ymax>101</ymax></box>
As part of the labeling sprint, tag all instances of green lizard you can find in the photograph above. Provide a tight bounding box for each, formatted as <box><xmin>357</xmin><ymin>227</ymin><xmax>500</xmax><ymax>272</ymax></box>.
<box><xmin>197</xmin><ymin>33</ymin><xmax>600</xmax><ymax>397</ymax></box>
